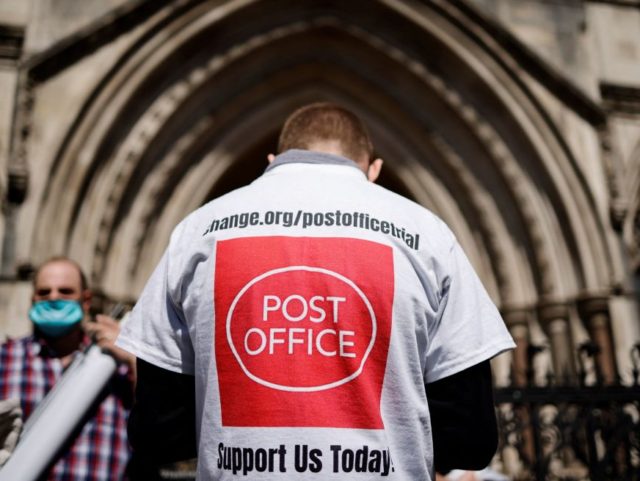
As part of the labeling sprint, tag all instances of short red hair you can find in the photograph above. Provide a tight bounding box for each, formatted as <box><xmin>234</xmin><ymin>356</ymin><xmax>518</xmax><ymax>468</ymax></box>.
<box><xmin>278</xmin><ymin>102</ymin><xmax>373</xmax><ymax>163</ymax></box>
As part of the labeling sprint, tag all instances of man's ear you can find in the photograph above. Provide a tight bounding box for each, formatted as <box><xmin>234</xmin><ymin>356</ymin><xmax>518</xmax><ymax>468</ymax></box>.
<box><xmin>367</xmin><ymin>158</ymin><xmax>383</xmax><ymax>182</ymax></box>
<box><xmin>81</xmin><ymin>290</ymin><xmax>92</xmax><ymax>314</ymax></box>
<box><xmin>267</xmin><ymin>154</ymin><xmax>276</xmax><ymax>164</ymax></box>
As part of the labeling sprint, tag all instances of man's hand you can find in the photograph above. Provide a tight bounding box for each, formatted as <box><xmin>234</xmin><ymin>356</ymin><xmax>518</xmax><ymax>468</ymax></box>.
<box><xmin>83</xmin><ymin>315</ymin><xmax>135</xmax><ymax>372</ymax></box>
<box><xmin>0</xmin><ymin>398</ymin><xmax>22</xmax><ymax>466</ymax></box>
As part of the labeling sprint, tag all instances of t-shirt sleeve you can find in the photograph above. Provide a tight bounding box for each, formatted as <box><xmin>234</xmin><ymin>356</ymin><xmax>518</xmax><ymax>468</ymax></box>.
<box><xmin>424</xmin><ymin>239</ymin><xmax>515</xmax><ymax>384</ymax></box>
<box><xmin>116</xmin><ymin>245</ymin><xmax>195</xmax><ymax>375</ymax></box>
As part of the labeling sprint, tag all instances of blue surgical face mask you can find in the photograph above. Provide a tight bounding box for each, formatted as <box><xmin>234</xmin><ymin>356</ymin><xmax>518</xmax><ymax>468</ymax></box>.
<box><xmin>29</xmin><ymin>299</ymin><xmax>84</xmax><ymax>338</ymax></box>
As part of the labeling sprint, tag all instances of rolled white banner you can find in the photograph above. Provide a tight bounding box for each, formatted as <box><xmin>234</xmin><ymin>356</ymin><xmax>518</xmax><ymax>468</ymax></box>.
<box><xmin>0</xmin><ymin>345</ymin><xmax>117</xmax><ymax>481</ymax></box>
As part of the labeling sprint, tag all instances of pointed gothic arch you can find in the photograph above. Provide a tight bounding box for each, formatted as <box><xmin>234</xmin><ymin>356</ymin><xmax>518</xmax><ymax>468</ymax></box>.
<box><xmin>26</xmin><ymin>0</ymin><xmax>617</xmax><ymax>380</ymax></box>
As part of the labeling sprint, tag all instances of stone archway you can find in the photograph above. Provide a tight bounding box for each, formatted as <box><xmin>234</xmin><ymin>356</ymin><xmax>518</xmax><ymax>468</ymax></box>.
<box><xmin>24</xmin><ymin>0</ymin><xmax>621</xmax><ymax>380</ymax></box>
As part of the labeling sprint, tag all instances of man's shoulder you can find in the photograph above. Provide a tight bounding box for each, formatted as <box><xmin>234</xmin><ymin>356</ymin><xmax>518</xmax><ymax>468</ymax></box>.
<box><xmin>0</xmin><ymin>336</ymin><xmax>39</xmax><ymax>369</ymax></box>
<box><xmin>367</xmin><ymin>181</ymin><xmax>427</xmax><ymax>210</ymax></box>
<box><xmin>1</xmin><ymin>335</ymin><xmax>36</xmax><ymax>349</ymax></box>
<box><xmin>367</xmin><ymin>182</ymin><xmax>454</xmax><ymax>231</ymax></box>
<box><xmin>180</xmin><ymin>183</ymin><xmax>255</xmax><ymax>224</ymax></box>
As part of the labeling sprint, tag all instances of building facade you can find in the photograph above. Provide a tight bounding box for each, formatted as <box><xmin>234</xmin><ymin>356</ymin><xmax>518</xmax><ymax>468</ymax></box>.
<box><xmin>0</xmin><ymin>0</ymin><xmax>639</xmax><ymax>478</ymax></box>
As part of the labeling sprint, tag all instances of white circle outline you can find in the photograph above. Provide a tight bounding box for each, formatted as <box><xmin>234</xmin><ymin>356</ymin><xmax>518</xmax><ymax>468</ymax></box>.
<box><xmin>226</xmin><ymin>266</ymin><xmax>377</xmax><ymax>392</ymax></box>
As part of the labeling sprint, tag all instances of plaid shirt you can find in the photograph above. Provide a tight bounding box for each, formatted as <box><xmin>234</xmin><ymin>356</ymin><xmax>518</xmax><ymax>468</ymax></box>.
<box><xmin>0</xmin><ymin>336</ymin><xmax>131</xmax><ymax>480</ymax></box>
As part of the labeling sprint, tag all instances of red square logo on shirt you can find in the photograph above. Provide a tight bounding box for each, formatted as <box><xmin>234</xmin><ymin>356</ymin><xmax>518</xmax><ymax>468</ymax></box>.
<box><xmin>214</xmin><ymin>236</ymin><xmax>394</xmax><ymax>429</ymax></box>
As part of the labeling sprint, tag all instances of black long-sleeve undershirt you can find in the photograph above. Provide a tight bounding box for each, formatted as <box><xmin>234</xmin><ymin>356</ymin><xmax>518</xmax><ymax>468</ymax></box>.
<box><xmin>127</xmin><ymin>359</ymin><xmax>196</xmax><ymax>480</ymax></box>
<box><xmin>427</xmin><ymin>360</ymin><xmax>498</xmax><ymax>473</ymax></box>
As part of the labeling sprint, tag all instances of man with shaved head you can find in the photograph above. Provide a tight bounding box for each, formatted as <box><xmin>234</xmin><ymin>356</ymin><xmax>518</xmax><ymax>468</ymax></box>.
<box><xmin>118</xmin><ymin>102</ymin><xmax>514</xmax><ymax>480</ymax></box>
<box><xmin>0</xmin><ymin>257</ymin><xmax>134</xmax><ymax>480</ymax></box>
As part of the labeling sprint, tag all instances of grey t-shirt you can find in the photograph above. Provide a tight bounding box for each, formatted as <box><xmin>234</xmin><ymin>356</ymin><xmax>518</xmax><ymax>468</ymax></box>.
<box><xmin>117</xmin><ymin>150</ymin><xmax>515</xmax><ymax>480</ymax></box>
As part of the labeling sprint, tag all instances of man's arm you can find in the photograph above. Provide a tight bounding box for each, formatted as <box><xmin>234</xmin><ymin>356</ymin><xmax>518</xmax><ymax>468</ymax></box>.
<box><xmin>127</xmin><ymin>359</ymin><xmax>197</xmax><ymax>479</ymax></box>
<box><xmin>84</xmin><ymin>314</ymin><xmax>137</xmax><ymax>382</ymax></box>
<box><xmin>426</xmin><ymin>360</ymin><xmax>498</xmax><ymax>474</ymax></box>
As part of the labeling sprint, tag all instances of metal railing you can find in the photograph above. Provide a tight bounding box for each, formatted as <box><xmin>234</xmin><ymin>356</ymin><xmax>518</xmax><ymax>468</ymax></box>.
<box><xmin>493</xmin><ymin>344</ymin><xmax>640</xmax><ymax>481</ymax></box>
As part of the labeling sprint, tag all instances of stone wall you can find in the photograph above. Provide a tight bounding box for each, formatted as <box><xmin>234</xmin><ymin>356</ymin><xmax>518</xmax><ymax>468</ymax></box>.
<box><xmin>0</xmin><ymin>0</ymin><xmax>638</xmax><ymax>385</ymax></box>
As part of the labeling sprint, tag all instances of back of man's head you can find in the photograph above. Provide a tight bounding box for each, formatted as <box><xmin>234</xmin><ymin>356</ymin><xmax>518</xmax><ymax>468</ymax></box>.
<box><xmin>277</xmin><ymin>102</ymin><xmax>374</xmax><ymax>164</ymax></box>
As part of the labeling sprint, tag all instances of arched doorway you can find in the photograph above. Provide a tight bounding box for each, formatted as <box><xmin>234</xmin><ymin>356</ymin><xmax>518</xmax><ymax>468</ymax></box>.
<box><xmin>4</xmin><ymin>1</ymin><xmax>639</xmax><ymax>478</ymax></box>
<box><xmin>25</xmin><ymin>0</ymin><xmax>625</xmax><ymax>386</ymax></box>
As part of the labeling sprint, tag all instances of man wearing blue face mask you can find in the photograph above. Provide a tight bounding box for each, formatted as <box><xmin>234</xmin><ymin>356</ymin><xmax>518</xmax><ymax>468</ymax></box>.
<box><xmin>30</xmin><ymin>297</ymin><xmax>86</xmax><ymax>338</ymax></box>
<box><xmin>0</xmin><ymin>257</ymin><xmax>134</xmax><ymax>480</ymax></box>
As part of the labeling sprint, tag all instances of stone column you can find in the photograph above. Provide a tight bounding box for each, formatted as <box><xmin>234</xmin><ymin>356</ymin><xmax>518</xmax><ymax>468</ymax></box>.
<box><xmin>503</xmin><ymin>309</ymin><xmax>531</xmax><ymax>387</ymax></box>
<box><xmin>539</xmin><ymin>302</ymin><xmax>576</xmax><ymax>385</ymax></box>
<box><xmin>502</xmin><ymin>308</ymin><xmax>535</xmax><ymax>467</ymax></box>
<box><xmin>578</xmin><ymin>295</ymin><xmax>618</xmax><ymax>385</ymax></box>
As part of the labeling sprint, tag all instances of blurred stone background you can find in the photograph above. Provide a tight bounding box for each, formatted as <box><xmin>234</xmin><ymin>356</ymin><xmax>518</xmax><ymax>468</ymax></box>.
<box><xmin>0</xmin><ymin>0</ymin><xmax>638</xmax><ymax>392</ymax></box>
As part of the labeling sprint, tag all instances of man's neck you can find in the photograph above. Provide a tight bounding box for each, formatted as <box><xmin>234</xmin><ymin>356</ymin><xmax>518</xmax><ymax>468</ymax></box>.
<box><xmin>306</xmin><ymin>142</ymin><xmax>368</xmax><ymax>171</ymax></box>
<box><xmin>41</xmin><ymin>326</ymin><xmax>84</xmax><ymax>359</ymax></box>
